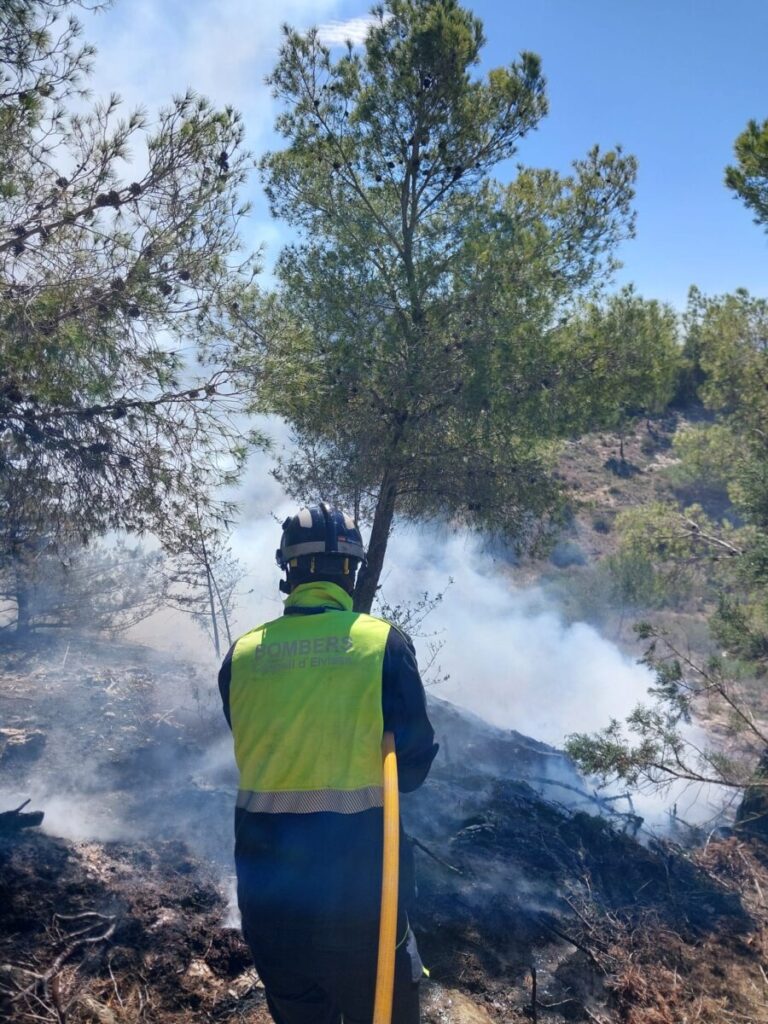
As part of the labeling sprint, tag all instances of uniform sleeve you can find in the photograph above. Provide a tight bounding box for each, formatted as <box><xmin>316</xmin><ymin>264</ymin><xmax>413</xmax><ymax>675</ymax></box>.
<box><xmin>218</xmin><ymin>643</ymin><xmax>236</xmax><ymax>729</ymax></box>
<box><xmin>382</xmin><ymin>626</ymin><xmax>439</xmax><ymax>792</ymax></box>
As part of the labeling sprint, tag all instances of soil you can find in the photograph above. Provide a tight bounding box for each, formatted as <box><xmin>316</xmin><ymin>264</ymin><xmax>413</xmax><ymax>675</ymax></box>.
<box><xmin>2</xmin><ymin>637</ymin><xmax>768</xmax><ymax>1023</ymax></box>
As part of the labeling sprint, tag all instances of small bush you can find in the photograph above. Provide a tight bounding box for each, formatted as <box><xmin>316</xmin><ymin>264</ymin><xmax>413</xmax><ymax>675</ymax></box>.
<box><xmin>549</xmin><ymin>540</ymin><xmax>587</xmax><ymax>568</ymax></box>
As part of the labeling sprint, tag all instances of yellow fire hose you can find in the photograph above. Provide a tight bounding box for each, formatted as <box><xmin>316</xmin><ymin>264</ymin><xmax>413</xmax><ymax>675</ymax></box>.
<box><xmin>373</xmin><ymin>731</ymin><xmax>399</xmax><ymax>1024</ymax></box>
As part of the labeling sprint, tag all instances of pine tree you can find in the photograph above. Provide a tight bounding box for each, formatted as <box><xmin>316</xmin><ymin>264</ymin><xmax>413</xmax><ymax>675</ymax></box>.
<box><xmin>0</xmin><ymin>1</ymin><xmax>261</xmax><ymax>633</ymax></box>
<box><xmin>255</xmin><ymin>0</ymin><xmax>639</xmax><ymax>611</ymax></box>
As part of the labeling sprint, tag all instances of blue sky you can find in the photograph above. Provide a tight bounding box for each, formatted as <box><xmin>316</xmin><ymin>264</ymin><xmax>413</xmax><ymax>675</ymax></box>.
<box><xmin>83</xmin><ymin>0</ymin><xmax>767</xmax><ymax>309</ymax></box>
<box><xmin>469</xmin><ymin>0</ymin><xmax>768</xmax><ymax>306</ymax></box>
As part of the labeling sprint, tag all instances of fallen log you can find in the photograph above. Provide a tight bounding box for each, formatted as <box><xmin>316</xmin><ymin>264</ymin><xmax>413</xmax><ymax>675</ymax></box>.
<box><xmin>0</xmin><ymin>799</ymin><xmax>44</xmax><ymax>835</ymax></box>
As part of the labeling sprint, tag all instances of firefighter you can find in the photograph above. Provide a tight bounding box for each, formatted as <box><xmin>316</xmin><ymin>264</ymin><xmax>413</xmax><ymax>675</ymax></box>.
<box><xmin>218</xmin><ymin>503</ymin><xmax>438</xmax><ymax>1023</ymax></box>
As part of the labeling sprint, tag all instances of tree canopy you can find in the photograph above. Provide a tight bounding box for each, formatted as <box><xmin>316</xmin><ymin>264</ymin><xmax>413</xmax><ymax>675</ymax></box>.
<box><xmin>255</xmin><ymin>0</ymin><xmax>650</xmax><ymax>611</ymax></box>
<box><xmin>726</xmin><ymin>118</ymin><xmax>768</xmax><ymax>232</ymax></box>
<box><xmin>561</xmin><ymin>116</ymin><xmax>768</xmax><ymax>814</ymax></box>
<box><xmin>0</xmin><ymin>0</ymin><xmax>261</xmax><ymax>633</ymax></box>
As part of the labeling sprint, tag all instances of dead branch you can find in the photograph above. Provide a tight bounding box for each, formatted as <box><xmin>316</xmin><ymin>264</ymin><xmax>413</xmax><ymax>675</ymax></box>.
<box><xmin>53</xmin><ymin>913</ymin><xmax>114</xmax><ymax>926</ymax></box>
<box><xmin>0</xmin><ymin>802</ymin><xmax>44</xmax><ymax>835</ymax></box>
<box><xmin>561</xmin><ymin>895</ymin><xmax>597</xmax><ymax>934</ymax></box>
<box><xmin>584</xmin><ymin>1009</ymin><xmax>611</xmax><ymax>1024</ymax></box>
<box><xmin>529</xmin><ymin>777</ymin><xmax>643</xmax><ymax>832</ymax></box>
<box><xmin>107</xmin><ymin>957</ymin><xmax>123</xmax><ymax>1009</ymax></box>
<box><xmin>50</xmin><ymin>972</ymin><xmax>65</xmax><ymax>1024</ymax></box>
<box><xmin>77</xmin><ymin>993</ymin><xmax>118</xmax><ymax>1024</ymax></box>
<box><xmin>681</xmin><ymin>517</ymin><xmax>744</xmax><ymax>557</ymax></box>
<box><xmin>11</xmin><ymin>917</ymin><xmax>116</xmax><ymax>1005</ymax></box>
<box><xmin>410</xmin><ymin>834</ymin><xmax>463</xmax><ymax>875</ymax></box>
<box><xmin>539</xmin><ymin>996</ymin><xmax>581</xmax><ymax>1010</ymax></box>
<box><xmin>538</xmin><ymin>919</ymin><xmax>606</xmax><ymax>972</ymax></box>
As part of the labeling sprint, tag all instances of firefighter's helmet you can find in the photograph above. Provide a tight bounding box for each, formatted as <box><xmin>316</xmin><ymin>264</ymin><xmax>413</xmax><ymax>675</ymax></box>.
<box><xmin>276</xmin><ymin>502</ymin><xmax>365</xmax><ymax>592</ymax></box>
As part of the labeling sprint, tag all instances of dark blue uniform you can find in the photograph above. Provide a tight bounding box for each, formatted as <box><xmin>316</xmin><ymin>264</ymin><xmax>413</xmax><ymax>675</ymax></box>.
<box><xmin>218</xmin><ymin>603</ymin><xmax>437</xmax><ymax>1023</ymax></box>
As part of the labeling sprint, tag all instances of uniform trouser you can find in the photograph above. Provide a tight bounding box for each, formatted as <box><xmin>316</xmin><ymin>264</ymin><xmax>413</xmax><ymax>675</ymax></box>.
<box><xmin>242</xmin><ymin>921</ymin><xmax>422</xmax><ymax>1024</ymax></box>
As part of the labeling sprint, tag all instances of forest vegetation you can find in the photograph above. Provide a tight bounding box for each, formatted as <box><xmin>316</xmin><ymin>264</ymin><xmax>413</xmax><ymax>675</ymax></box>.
<box><xmin>2</xmin><ymin>0</ymin><xmax>768</xmax><ymax>816</ymax></box>
<box><xmin>2</xmin><ymin>2</ymin><xmax>768</xmax><ymax>1020</ymax></box>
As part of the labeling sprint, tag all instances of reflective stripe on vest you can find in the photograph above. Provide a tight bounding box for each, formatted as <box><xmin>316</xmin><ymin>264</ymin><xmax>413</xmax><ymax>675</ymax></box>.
<box><xmin>230</xmin><ymin>607</ymin><xmax>390</xmax><ymax>814</ymax></box>
<box><xmin>236</xmin><ymin>785</ymin><xmax>383</xmax><ymax>814</ymax></box>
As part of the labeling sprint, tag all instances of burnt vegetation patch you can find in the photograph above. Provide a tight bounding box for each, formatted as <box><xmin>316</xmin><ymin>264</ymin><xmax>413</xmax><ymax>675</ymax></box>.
<box><xmin>399</xmin><ymin>701</ymin><xmax>768</xmax><ymax>1021</ymax></box>
<box><xmin>2</xmin><ymin>650</ymin><xmax>768</xmax><ymax>1022</ymax></box>
<box><xmin>0</xmin><ymin>831</ymin><xmax>260</xmax><ymax>1024</ymax></box>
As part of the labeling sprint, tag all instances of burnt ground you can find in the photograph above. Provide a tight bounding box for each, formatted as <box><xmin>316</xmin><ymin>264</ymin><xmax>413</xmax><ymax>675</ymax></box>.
<box><xmin>2</xmin><ymin>638</ymin><xmax>768</xmax><ymax>1023</ymax></box>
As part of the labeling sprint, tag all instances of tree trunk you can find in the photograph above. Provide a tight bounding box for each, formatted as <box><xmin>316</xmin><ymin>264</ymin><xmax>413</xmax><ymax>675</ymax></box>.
<box><xmin>196</xmin><ymin>508</ymin><xmax>222</xmax><ymax>658</ymax></box>
<box><xmin>353</xmin><ymin>470</ymin><xmax>398</xmax><ymax>614</ymax></box>
<box><xmin>204</xmin><ymin>564</ymin><xmax>222</xmax><ymax>659</ymax></box>
<box><xmin>15</xmin><ymin>582</ymin><xmax>31</xmax><ymax>638</ymax></box>
<box><xmin>210</xmin><ymin>570</ymin><xmax>233</xmax><ymax>650</ymax></box>
<box><xmin>736</xmin><ymin>748</ymin><xmax>768</xmax><ymax>840</ymax></box>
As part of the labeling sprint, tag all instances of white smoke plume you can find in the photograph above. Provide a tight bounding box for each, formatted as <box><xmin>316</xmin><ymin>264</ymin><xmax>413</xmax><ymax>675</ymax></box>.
<box><xmin>133</xmin><ymin>461</ymin><xmax>656</xmax><ymax>751</ymax></box>
<box><xmin>380</xmin><ymin>527</ymin><xmax>654</xmax><ymax>747</ymax></box>
<box><xmin>73</xmin><ymin>430</ymin><xmax>718</xmax><ymax>835</ymax></box>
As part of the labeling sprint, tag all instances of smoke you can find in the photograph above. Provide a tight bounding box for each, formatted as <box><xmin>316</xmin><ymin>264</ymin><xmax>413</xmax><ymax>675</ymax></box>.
<box><xmin>130</xmin><ymin>422</ymin><xmax>656</xmax><ymax>749</ymax></box>
<box><xmin>4</xmin><ymin>788</ymin><xmax>128</xmax><ymax>844</ymax></box>
<box><xmin>376</xmin><ymin>527</ymin><xmax>732</xmax><ymax>829</ymax></box>
<box><xmin>0</xmin><ymin>440</ymin><xmax>717</xmax><ymax>863</ymax></box>
<box><xmin>210</xmin><ymin>512</ymin><xmax>656</xmax><ymax>750</ymax></box>
<box><xmin>133</xmin><ymin>521</ymin><xmax>656</xmax><ymax>750</ymax></box>
<box><xmin>317</xmin><ymin>16</ymin><xmax>385</xmax><ymax>46</ymax></box>
<box><xmin>220</xmin><ymin>504</ymin><xmax>726</xmax><ymax>830</ymax></box>
<box><xmin>380</xmin><ymin>527</ymin><xmax>654</xmax><ymax>747</ymax></box>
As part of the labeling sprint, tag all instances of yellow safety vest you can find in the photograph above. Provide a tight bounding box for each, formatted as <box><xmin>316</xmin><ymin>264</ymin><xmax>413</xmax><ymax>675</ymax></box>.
<box><xmin>230</xmin><ymin>581</ymin><xmax>391</xmax><ymax>814</ymax></box>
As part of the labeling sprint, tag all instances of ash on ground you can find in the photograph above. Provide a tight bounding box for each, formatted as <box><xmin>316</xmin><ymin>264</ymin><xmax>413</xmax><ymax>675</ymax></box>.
<box><xmin>2</xmin><ymin>638</ymin><xmax>768</xmax><ymax>1024</ymax></box>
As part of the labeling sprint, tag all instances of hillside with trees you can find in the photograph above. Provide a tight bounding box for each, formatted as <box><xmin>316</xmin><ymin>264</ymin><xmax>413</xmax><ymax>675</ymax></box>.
<box><xmin>2</xmin><ymin>2</ymin><xmax>768</xmax><ymax>1023</ymax></box>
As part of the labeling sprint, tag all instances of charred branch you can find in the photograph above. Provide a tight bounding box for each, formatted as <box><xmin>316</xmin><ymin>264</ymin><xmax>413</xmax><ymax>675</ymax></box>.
<box><xmin>0</xmin><ymin>799</ymin><xmax>44</xmax><ymax>835</ymax></box>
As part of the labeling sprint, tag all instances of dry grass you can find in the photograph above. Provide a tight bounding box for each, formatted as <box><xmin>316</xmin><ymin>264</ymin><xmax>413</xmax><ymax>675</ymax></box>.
<box><xmin>591</xmin><ymin>839</ymin><xmax>768</xmax><ymax>1023</ymax></box>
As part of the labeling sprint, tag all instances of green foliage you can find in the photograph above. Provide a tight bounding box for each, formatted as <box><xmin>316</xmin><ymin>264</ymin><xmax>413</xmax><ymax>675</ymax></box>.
<box><xmin>567</xmin><ymin>622</ymin><xmax>767</xmax><ymax>794</ymax></box>
<box><xmin>376</xmin><ymin>578</ymin><xmax>453</xmax><ymax>686</ymax></box>
<box><xmin>571</xmin><ymin>142</ymin><xmax>768</xmax><ymax>811</ymax></box>
<box><xmin>615</xmin><ymin>288</ymin><xmax>768</xmax><ymax>604</ymax></box>
<box><xmin>592</xmin><ymin>514</ymin><xmax>612</xmax><ymax>534</ymax></box>
<box><xmin>565</xmin><ymin>717</ymin><xmax>670</xmax><ymax>788</ymax></box>
<box><xmin>669</xmin><ymin>421</ymin><xmax>738</xmax><ymax>492</ymax></box>
<box><xmin>581</xmin><ymin>287</ymin><xmax>768</xmax><ymax>803</ymax></box>
<box><xmin>607</xmin><ymin>503</ymin><xmax>702</xmax><ymax>609</ymax></box>
<box><xmin>254</xmin><ymin>0</ymin><xmax>643</xmax><ymax>610</ymax></box>
<box><xmin>163</xmin><ymin>503</ymin><xmax>247</xmax><ymax>658</ymax></box>
<box><xmin>710</xmin><ymin>595</ymin><xmax>768</xmax><ymax>665</ymax></box>
<box><xmin>673</xmin><ymin>290</ymin><xmax>768</xmax><ymax>562</ymax></box>
<box><xmin>668</xmin><ymin>292</ymin><xmax>768</xmax><ymax>618</ymax></box>
<box><xmin>692</xmin><ymin>290</ymin><xmax>768</xmax><ymax>431</ymax></box>
<box><xmin>0</xmin><ymin>1</ymin><xmax>262</xmax><ymax>633</ymax></box>
<box><xmin>557</xmin><ymin>288</ymin><xmax>681</xmax><ymax>434</ymax></box>
<box><xmin>725</xmin><ymin>118</ymin><xmax>768</xmax><ymax>231</ymax></box>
